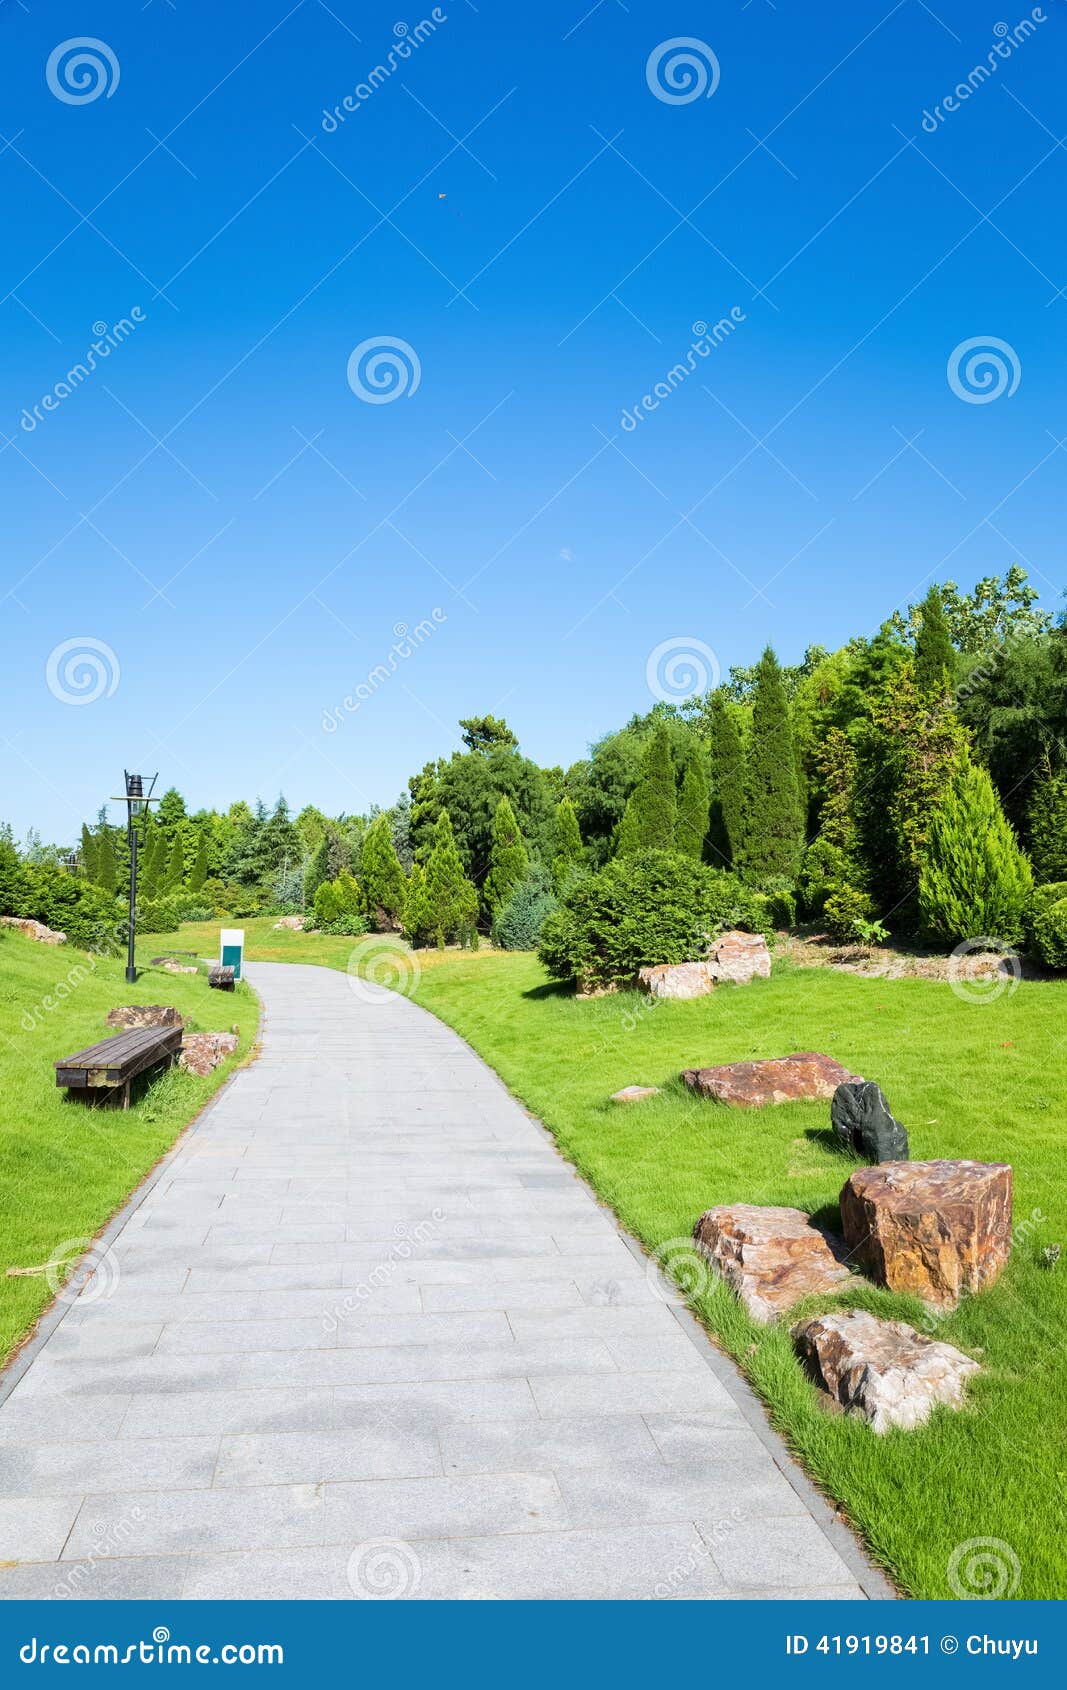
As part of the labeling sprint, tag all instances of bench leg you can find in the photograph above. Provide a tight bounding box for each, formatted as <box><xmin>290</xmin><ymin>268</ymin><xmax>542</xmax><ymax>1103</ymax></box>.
<box><xmin>122</xmin><ymin>1079</ymin><xmax>131</xmax><ymax>1111</ymax></box>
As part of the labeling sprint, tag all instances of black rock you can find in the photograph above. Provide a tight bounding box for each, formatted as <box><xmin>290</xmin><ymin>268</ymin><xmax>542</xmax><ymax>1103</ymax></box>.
<box><xmin>831</xmin><ymin>1080</ymin><xmax>909</xmax><ymax>1163</ymax></box>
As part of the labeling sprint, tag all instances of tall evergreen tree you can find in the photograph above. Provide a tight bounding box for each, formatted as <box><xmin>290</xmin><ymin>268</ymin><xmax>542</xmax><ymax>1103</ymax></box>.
<box><xmin>189</xmin><ymin>828</ymin><xmax>210</xmax><ymax>892</ymax></box>
<box><xmin>707</xmin><ymin>691</ymin><xmax>746</xmax><ymax>870</ymax></box>
<box><xmin>302</xmin><ymin>835</ymin><xmax>331</xmax><ymax>906</ymax></box>
<box><xmin>401</xmin><ymin>861</ymin><xmax>432</xmax><ymax>945</ymax></box>
<box><xmin>485</xmin><ymin>796</ymin><xmax>529</xmax><ymax>913</ymax></box>
<box><xmin>919</xmin><ymin>760</ymin><xmax>1033</xmax><ymax>944</ymax></box>
<box><xmin>361</xmin><ymin>814</ymin><xmax>408</xmax><ymax>929</ymax></box>
<box><xmin>424</xmin><ymin>810</ymin><xmax>479</xmax><ymax>945</ymax></box>
<box><xmin>551</xmin><ymin>795</ymin><xmax>583</xmax><ymax>889</ymax></box>
<box><xmin>743</xmin><ymin>649</ymin><xmax>805</xmax><ymax>884</ymax></box>
<box><xmin>675</xmin><ymin>747</ymin><xmax>710</xmax><ymax>861</ymax></box>
<box><xmin>95</xmin><ymin>828</ymin><xmax>117</xmax><ymax>897</ymax></box>
<box><xmin>615</xmin><ymin>724</ymin><xmax>676</xmax><ymax>856</ymax></box>
<box><xmin>165</xmin><ymin>832</ymin><xmax>186</xmax><ymax>892</ymax></box>
<box><xmin>1027</xmin><ymin>768</ymin><xmax>1067</xmax><ymax>884</ymax></box>
<box><xmin>866</xmin><ymin>665</ymin><xmax>969</xmax><ymax>915</ymax></box>
<box><xmin>915</xmin><ymin>585</ymin><xmax>955</xmax><ymax>696</ymax></box>
<box><xmin>79</xmin><ymin>823</ymin><xmax>97</xmax><ymax>883</ymax></box>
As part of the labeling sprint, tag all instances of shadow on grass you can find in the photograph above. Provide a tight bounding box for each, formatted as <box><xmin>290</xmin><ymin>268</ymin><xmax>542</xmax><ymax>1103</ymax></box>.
<box><xmin>521</xmin><ymin>979</ymin><xmax>574</xmax><ymax>1001</ymax></box>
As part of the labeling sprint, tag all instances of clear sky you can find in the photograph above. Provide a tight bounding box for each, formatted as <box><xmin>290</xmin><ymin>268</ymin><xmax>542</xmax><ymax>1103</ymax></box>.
<box><xmin>2</xmin><ymin>0</ymin><xmax>1064</xmax><ymax>842</ymax></box>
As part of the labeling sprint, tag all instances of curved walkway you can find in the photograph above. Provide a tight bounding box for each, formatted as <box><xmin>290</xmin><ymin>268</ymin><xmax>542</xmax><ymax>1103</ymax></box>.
<box><xmin>0</xmin><ymin>962</ymin><xmax>888</xmax><ymax>1600</ymax></box>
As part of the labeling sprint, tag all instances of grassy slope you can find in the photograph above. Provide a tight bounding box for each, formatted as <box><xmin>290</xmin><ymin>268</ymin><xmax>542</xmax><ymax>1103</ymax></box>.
<box><xmin>195</xmin><ymin>916</ymin><xmax>1067</xmax><ymax>1600</ymax></box>
<box><xmin>0</xmin><ymin>931</ymin><xmax>257</xmax><ymax>1365</ymax></box>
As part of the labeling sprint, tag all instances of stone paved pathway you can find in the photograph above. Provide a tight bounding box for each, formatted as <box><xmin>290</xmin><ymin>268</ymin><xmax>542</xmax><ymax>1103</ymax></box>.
<box><xmin>0</xmin><ymin>962</ymin><xmax>887</xmax><ymax>1600</ymax></box>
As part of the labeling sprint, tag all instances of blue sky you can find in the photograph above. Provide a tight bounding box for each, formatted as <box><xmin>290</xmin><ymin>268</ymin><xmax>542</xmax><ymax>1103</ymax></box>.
<box><xmin>2</xmin><ymin>0</ymin><xmax>1065</xmax><ymax>842</ymax></box>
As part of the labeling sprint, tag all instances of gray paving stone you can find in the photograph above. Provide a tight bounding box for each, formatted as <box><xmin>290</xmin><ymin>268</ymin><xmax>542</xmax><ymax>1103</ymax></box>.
<box><xmin>0</xmin><ymin>1555</ymin><xmax>189</xmax><ymax>1601</ymax></box>
<box><xmin>699</xmin><ymin>1515</ymin><xmax>863</xmax><ymax>1590</ymax></box>
<box><xmin>215</xmin><ymin>1423</ymin><xmax>442</xmax><ymax>1486</ymax></box>
<box><xmin>0</xmin><ymin>1436</ymin><xmax>218</xmax><ymax>1499</ymax></box>
<box><xmin>0</xmin><ymin>1495</ymin><xmax>84</xmax><ymax>1561</ymax></box>
<box><xmin>557</xmin><ymin>1455</ymin><xmax>807</xmax><ymax>1528</ymax></box>
<box><xmin>439</xmin><ymin>1414</ymin><xmax>660</xmax><ymax>1475</ymax></box>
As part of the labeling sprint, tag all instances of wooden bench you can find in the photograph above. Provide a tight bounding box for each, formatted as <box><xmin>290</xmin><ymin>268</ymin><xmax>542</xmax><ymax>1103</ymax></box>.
<box><xmin>209</xmin><ymin>964</ymin><xmax>235</xmax><ymax>991</ymax></box>
<box><xmin>55</xmin><ymin>1025</ymin><xmax>183</xmax><ymax>1109</ymax></box>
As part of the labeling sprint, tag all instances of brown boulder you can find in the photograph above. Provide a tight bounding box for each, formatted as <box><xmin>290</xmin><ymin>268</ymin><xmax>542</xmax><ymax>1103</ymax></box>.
<box><xmin>839</xmin><ymin>1159</ymin><xmax>1013</xmax><ymax>1308</ymax></box>
<box><xmin>106</xmin><ymin>1005</ymin><xmax>184</xmax><ymax>1032</ymax></box>
<box><xmin>0</xmin><ymin>915</ymin><xmax>66</xmax><ymax>945</ymax></box>
<box><xmin>179</xmin><ymin>1032</ymin><xmax>239</xmax><ymax>1076</ymax></box>
<box><xmin>693</xmin><ymin>1204</ymin><xmax>852</xmax><ymax>1323</ymax></box>
<box><xmin>682</xmin><ymin>1052</ymin><xmax>863</xmax><ymax>1107</ymax></box>
<box><xmin>708</xmin><ymin>930</ymin><xmax>771</xmax><ymax>986</ymax></box>
<box><xmin>793</xmin><ymin>1308</ymin><xmax>980</xmax><ymax>1433</ymax></box>
<box><xmin>271</xmin><ymin>915</ymin><xmax>305</xmax><ymax>931</ymax></box>
<box><xmin>637</xmin><ymin>962</ymin><xmax>714</xmax><ymax>1000</ymax></box>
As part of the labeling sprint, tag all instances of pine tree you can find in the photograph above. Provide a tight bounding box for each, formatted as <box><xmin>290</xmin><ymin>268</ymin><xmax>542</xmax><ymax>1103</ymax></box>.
<box><xmin>165</xmin><ymin>832</ymin><xmax>186</xmax><ymax>892</ymax></box>
<box><xmin>361</xmin><ymin>814</ymin><xmax>407</xmax><ymax>929</ymax></box>
<box><xmin>1027</xmin><ymin>769</ymin><xmax>1067</xmax><ymax>884</ymax></box>
<box><xmin>919</xmin><ymin>760</ymin><xmax>1033</xmax><ymax>944</ymax></box>
<box><xmin>402</xmin><ymin>861</ymin><xmax>432</xmax><ymax>945</ymax></box>
<box><xmin>424</xmin><ymin>810</ymin><xmax>479</xmax><ymax>945</ymax></box>
<box><xmin>95</xmin><ymin>827</ymin><xmax>117</xmax><ymax>897</ymax></box>
<box><xmin>675</xmin><ymin>747</ymin><xmax>710</xmax><ymax>861</ymax></box>
<box><xmin>189</xmin><ymin>829</ymin><xmax>210</xmax><ymax>892</ymax></box>
<box><xmin>615</xmin><ymin>724</ymin><xmax>676</xmax><ymax>856</ymax></box>
<box><xmin>551</xmin><ymin>795</ymin><xmax>583</xmax><ymax>889</ymax></box>
<box><xmin>867</xmin><ymin>665</ymin><xmax>969</xmax><ymax>916</ymax></box>
<box><xmin>743</xmin><ymin>649</ymin><xmax>805</xmax><ymax>885</ymax></box>
<box><xmin>485</xmin><ymin>796</ymin><xmax>529</xmax><ymax>913</ymax></box>
<box><xmin>915</xmin><ymin>586</ymin><xmax>955</xmax><ymax>696</ymax></box>
<box><xmin>303</xmin><ymin>835</ymin><xmax>331</xmax><ymax>906</ymax></box>
<box><xmin>707</xmin><ymin>691</ymin><xmax>746</xmax><ymax>870</ymax></box>
<box><xmin>79</xmin><ymin>823</ymin><xmax>97</xmax><ymax>883</ymax></box>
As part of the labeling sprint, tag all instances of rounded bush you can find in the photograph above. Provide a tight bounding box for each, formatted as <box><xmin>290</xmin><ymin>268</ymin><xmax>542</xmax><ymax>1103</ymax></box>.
<box><xmin>492</xmin><ymin>872</ymin><xmax>557</xmax><ymax>951</ymax></box>
<box><xmin>537</xmin><ymin>849</ymin><xmax>768</xmax><ymax>989</ymax></box>
<box><xmin>1031</xmin><ymin>897</ymin><xmax>1067</xmax><ymax>969</ymax></box>
<box><xmin>823</xmin><ymin>884</ymin><xmax>877</xmax><ymax>943</ymax></box>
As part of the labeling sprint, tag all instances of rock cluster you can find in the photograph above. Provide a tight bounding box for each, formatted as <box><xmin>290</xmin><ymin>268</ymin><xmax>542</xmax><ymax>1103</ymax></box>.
<box><xmin>106</xmin><ymin>1005</ymin><xmax>184</xmax><ymax>1032</ymax></box>
<box><xmin>636</xmin><ymin>933</ymin><xmax>772</xmax><ymax>1001</ymax></box>
<box><xmin>683</xmin><ymin>1052</ymin><xmax>863</xmax><ymax>1108</ymax></box>
<box><xmin>792</xmin><ymin>1308</ymin><xmax>980</xmax><ymax>1433</ymax></box>
<box><xmin>692</xmin><ymin>1203</ymin><xmax>852</xmax><ymax>1323</ymax></box>
<box><xmin>0</xmin><ymin>916</ymin><xmax>66</xmax><ymax>945</ymax></box>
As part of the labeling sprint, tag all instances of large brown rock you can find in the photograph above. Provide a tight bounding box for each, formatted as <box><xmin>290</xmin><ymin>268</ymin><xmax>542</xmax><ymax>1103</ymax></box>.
<box><xmin>0</xmin><ymin>915</ymin><xmax>66</xmax><ymax>945</ymax></box>
<box><xmin>839</xmin><ymin>1159</ymin><xmax>1012</xmax><ymax>1308</ymax></box>
<box><xmin>693</xmin><ymin>1204</ymin><xmax>852</xmax><ymax>1323</ymax></box>
<box><xmin>708</xmin><ymin>931</ymin><xmax>771</xmax><ymax>986</ymax></box>
<box><xmin>793</xmin><ymin>1308</ymin><xmax>980</xmax><ymax>1433</ymax></box>
<box><xmin>637</xmin><ymin>961</ymin><xmax>714</xmax><ymax>1000</ymax></box>
<box><xmin>682</xmin><ymin>1052</ymin><xmax>863</xmax><ymax>1107</ymax></box>
<box><xmin>106</xmin><ymin>1005</ymin><xmax>184</xmax><ymax>1032</ymax></box>
<box><xmin>179</xmin><ymin>1032</ymin><xmax>239</xmax><ymax>1076</ymax></box>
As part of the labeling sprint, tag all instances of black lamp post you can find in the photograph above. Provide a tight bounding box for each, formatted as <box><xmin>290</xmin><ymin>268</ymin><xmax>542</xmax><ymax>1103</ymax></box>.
<box><xmin>113</xmin><ymin>771</ymin><xmax>159</xmax><ymax>984</ymax></box>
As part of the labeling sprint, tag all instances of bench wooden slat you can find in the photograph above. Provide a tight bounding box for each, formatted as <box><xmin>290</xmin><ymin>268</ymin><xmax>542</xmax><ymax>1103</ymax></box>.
<box><xmin>55</xmin><ymin>1025</ymin><xmax>183</xmax><ymax>1089</ymax></box>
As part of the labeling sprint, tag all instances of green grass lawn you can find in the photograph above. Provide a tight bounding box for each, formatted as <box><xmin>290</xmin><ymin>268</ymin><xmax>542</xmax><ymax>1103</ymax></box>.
<box><xmin>0</xmin><ymin>930</ymin><xmax>258</xmax><ymax>1367</ymax></box>
<box><xmin>182</xmin><ymin>915</ymin><xmax>1067</xmax><ymax>1600</ymax></box>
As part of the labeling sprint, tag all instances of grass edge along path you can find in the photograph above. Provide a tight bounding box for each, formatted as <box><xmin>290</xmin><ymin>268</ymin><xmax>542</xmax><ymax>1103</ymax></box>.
<box><xmin>0</xmin><ymin>931</ymin><xmax>259</xmax><ymax>1368</ymax></box>
<box><xmin>187</xmin><ymin>918</ymin><xmax>1067</xmax><ymax>1601</ymax></box>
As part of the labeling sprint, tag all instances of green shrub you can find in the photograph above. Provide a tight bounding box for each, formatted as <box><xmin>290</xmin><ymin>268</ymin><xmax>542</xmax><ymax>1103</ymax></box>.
<box><xmin>136</xmin><ymin>896</ymin><xmax>182</xmax><ymax>935</ymax></box>
<box><xmin>760</xmin><ymin>877</ymin><xmax>797</xmax><ymax>929</ymax></box>
<box><xmin>1030</xmin><ymin>880</ymin><xmax>1067</xmax><ymax>919</ymax></box>
<box><xmin>1031</xmin><ymin>897</ymin><xmax>1067</xmax><ymax>968</ymax></box>
<box><xmin>492</xmin><ymin>868</ymin><xmax>558</xmax><ymax>951</ymax></box>
<box><xmin>537</xmin><ymin>849</ymin><xmax>768</xmax><ymax>988</ymax></box>
<box><xmin>823</xmin><ymin>885</ymin><xmax>878</xmax><ymax>943</ymax></box>
<box><xmin>6</xmin><ymin>861</ymin><xmax>122</xmax><ymax>950</ymax></box>
<box><xmin>798</xmin><ymin>837</ymin><xmax>852</xmax><ymax>919</ymax></box>
<box><xmin>918</xmin><ymin>762</ymin><xmax>1033</xmax><ymax>945</ymax></box>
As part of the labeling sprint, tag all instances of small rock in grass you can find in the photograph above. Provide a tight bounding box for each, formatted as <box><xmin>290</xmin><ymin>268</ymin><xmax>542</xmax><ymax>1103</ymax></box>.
<box><xmin>792</xmin><ymin>1307</ymin><xmax>980</xmax><ymax>1433</ymax></box>
<box><xmin>611</xmin><ymin>1085</ymin><xmax>661</xmax><ymax>1104</ymax></box>
<box><xmin>707</xmin><ymin>930</ymin><xmax>771</xmax><ymax>986</ymax></box>
<box><xmin>637</xmin><ymin>962</ymin><xmax>714</xmax><ymax>1000</ymax></box>
<box><xmin>179</xmin><ymin>1032</ymin><xmax>239</xmax><ymax>1076</ymax></box>
<box><xmin>106</xmin><ymin>1005</ymin><xmax>184</xmax><ymax>1032</ymax></box>
<box><xmin>831</xmin><ymin>1080</ymin><xmax>909</xmax><ymax>1162</ymax></box>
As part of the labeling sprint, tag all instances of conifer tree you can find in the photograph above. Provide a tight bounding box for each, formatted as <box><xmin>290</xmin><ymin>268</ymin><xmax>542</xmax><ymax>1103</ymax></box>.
<box><xmin>551</xmin><ymin>795</ymin><xmax>583</xmax><ymax>889</ymax></box>
<box><xmin>914</xmin><ymin>585</ymin><xmax>955</xmax><ymax>696</ymax></box>
<box><xmin>1027</xmin><ymin>769</ymin><xmax>1067</xmax><ymax>884</ymax></box>
<box><xmin>919</xmin><ymin>760</ymin><xmax>1033</xmax><ymax>944</ymax></box>
<box><xmin>675</xmin><ymin>747</ymin><xmax>710</xmax><ymax>861</ymax></box>
<box><xmin>401</xmin><ymin>861</ymin><xmax>432</xmax><ymax>945</ymax></box>
<box><xmin>615</xmin><ymin>724</ymin><xmax>676</xmax><ymax>856</ymax></box>
<box><xmin>743</xmin><ymin>649</ymin><xmax>805</xmax><ymax>884</ymax></box>
<box><xmin>485</xmin><ymin>796</ymin><xmax>529</xmax><ymax>913</ymax></box>
<box><xmin>361</xmin><ymin>814</ymin><xmax>407</xmax><ymax>928</ymax></box>
<box><xmin>95</xmin><ymin>827</ymin><xmax>117</xmax><ymax>897</ymax></box>
<box><xmin>707</xmin><ymin>691</ymin><xmax>746</xmax><ymax>870</ymax></box>
<box><xmin>189</xmin><ymin>829</ymin><xmax>210</xmax><ymax>892</ymax></box>
<box><xmin>303</xmin><ymin>835</ymin><xmax>331</xmax><ymax>906</ymax></box>
<box><xmin>424</xmin><ymin>810</ymin><xmax>479</xmax><ymax>945</ymax></box>
<box><xmin>79</xmin><ymin>823</ymin><xmax>97</xmax><ymax>883</ymax></box>
<box><xmin>165</xmin><ymin>832</ymin><xmax>186</xmax><ymax>892</ymax></box>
